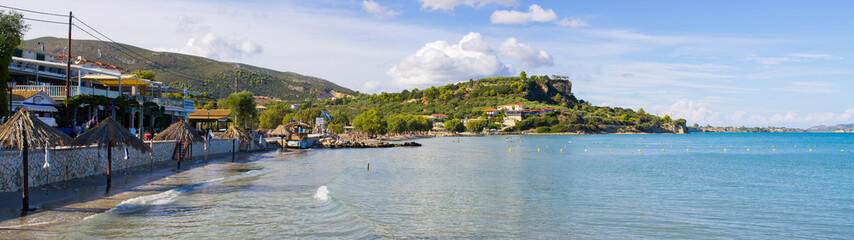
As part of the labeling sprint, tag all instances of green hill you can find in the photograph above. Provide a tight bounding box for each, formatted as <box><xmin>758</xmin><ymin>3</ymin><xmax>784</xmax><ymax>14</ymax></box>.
<box><xmin>22</xmin><ymin>37</ymin><xmax>355</xmax><ymax>100</ymax></box>
<box><xmin>322</xmin><ymin>74</ymin><xmax>688</xmax><ymax>134</ymax></box>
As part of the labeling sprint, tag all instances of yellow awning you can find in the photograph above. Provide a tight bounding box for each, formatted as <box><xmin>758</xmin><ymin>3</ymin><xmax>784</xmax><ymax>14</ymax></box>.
<box><xmin>81</xmin><ymin>74</ymin><xmax>154</xmax><ymax>87</ymax></box>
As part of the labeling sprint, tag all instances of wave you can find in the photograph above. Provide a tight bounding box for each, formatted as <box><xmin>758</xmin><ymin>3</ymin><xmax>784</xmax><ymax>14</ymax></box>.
<box><xmin>314</xmin><ymin>186</ymin><xmax>330</xmax><ymax>201</ymax></box>
<box><xmin>96</xmin><ymin>169</ymin><xmax>265</xmax><ymax>217</ymax></box>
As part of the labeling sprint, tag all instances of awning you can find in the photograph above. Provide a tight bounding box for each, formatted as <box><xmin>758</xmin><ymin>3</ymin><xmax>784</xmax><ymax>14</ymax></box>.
<box><xmin>81</xmin><ymin>74</ymin><xmax>154</xmax><ymax>87</ymax></box>
<box><xmin>188</xmin><ymin>109</ymin><xmax>231</xmax><ymax>121</ymax></box>
<box><xmin>15</xmin><ymin>104</ymin><xmax>58</xmax><ymax>112</ymax></box>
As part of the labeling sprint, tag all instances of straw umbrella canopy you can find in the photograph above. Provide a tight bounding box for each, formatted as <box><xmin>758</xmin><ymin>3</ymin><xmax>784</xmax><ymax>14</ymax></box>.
<box><xmin>269</xmin><ymin>125</ymin><xmax>288</xmax><ymax>136</ymax></box>
<box><xmin>269</xmin><ymin>125</ymin><xmax>288</xmax><ymax>149</ymax></box>
<box><xmin>153</xmin><ymin>120</ymin><xmax>203</xmax><ymax>169</ymax></box>
<box><xmin>220</xmin><ymin>125</ymin><xmax>251</xmax><ymax>161</ymax></box>
<box><xmin>0</xmin><ymin>109</ymin><xmax>77</xmax><ymax>211</ymax></box>
<box><xmin>75</xmin><ymin>117</ymin><xmax>151</xmax><ymax>186</ymax></box>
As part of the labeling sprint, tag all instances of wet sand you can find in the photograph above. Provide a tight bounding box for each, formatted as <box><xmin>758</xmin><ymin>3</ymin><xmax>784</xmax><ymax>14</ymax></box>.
<box><xmin>0</xmin><ymin>150</ymin><xmax>281</xmax><ymax>239</ymax></box>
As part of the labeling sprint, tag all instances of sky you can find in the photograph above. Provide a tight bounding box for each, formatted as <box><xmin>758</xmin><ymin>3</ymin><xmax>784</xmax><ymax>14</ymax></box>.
<box><xmin>6</xmin><ymin>0</ymin><xmax>854</xmax><ymax>128</ymax></box>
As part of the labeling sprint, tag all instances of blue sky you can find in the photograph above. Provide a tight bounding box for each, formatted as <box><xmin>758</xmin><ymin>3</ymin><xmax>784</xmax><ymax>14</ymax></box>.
<box><xmin>10</xmin><ymin>0</ymin><xmax>854</xmax><ymax>128</ymax></box>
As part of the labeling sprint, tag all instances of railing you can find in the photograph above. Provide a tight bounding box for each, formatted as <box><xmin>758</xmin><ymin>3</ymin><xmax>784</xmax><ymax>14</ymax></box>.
<box><xmin>15</xmin><ymin>85</ymin><xmax>121</xmax><ymax>99</ymax></box>
<box><xmin>14</xmin><ymin>85</ymin><xmax>195</xmax><ymax>113</ymax></box>
<box><xmin>9</xmin><ymin>61</ymin><xmax>69</xmax><ymax>79</ymax></box>
<box><xmin>153</xmin><ymin>98</ymin><xmax>185</xmax><ymax>111</ymax></box>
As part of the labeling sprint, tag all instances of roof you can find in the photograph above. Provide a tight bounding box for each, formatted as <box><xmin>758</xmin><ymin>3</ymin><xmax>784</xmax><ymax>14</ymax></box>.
<box><xmin>11</xmin><ymin>90</ymin><xmax>41</xmax><ymax>101</ymax></box>
<box><xmin>188</xmin><ymin>109</ymin><xmax>231</xmax><ymax>120</ymax></box>
<box><xmin>255</xmin><ymin>105</ymin><xmax>267</xmax><ymax>110</ymax></box>
<box><xmin>431</xmin><ymin>114</ymin><xmax>448</xmax><ymax>117</ymax></box>
<box><xmin>482</xmin><ymin>108</ymin><xmax>498</xmax><ymax>112</ymax></box>
<box><xmin>69</xmin><ymin>56</ymin><xmax>122</xmax><ymax>70</ymax></box>
<box><xmin>81</xmin><ymin>74</ymin><xmax>153</xmax><ymax>87</ymax></box>
<box><xmin>498</xmin><ymin>103</ymin><xmax>525</xmax><ymax>107</ymax></box>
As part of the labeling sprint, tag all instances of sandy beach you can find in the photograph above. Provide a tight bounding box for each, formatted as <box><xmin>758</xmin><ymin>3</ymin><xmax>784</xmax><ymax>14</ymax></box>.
<box><xmin>0</xmin><ymin>149</ymin><xmax>281</xmax><ymax>239</ymax></box>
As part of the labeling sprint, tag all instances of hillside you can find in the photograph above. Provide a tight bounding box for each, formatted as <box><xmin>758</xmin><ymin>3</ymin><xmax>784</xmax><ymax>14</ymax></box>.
<box><xmin>808</xmin><ymin>123</ymin><xmax>854</xmax><ymax>132</ymax></box>
<box><xmin>22</xmin><ymin>37</ymin><xmax>355</xmax><ymax>100</ymax></box>
<box><xmin>322</xmin><ymin>74</ymin><xmax>688</xmax><ymax>134</ymax></box>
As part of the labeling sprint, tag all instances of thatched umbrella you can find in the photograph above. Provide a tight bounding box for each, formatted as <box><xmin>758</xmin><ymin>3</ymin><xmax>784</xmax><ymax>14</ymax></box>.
<box><xmin>269</xmin><ymin>125</ymin><xmax>288</xmax><ymax>149</ymax></box>
<box><xmin>0</xmin><ymin>109</ymin><xmax>77</xmax><ymax>211</ymax></box>
<box><xmin>153</xmin><ymin>120</ymin><xmax>203</xmax><ymax>169</ymax></box>
<box><xmin>75</xmin><ymin>117</ymin><xmax>151</xmax><ymax>187</ymax></box>
<box><xmin>220</xmin><ymin>125</ymin><xmax>251</xmax><ymax>161</ymax></box>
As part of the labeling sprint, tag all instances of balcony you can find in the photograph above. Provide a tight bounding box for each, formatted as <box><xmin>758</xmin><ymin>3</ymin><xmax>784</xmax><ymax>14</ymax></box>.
<box><xmin>14</xmin><ymin>85</ymin><xmax>195</xmax><ymax>113</ymax></box>
<box><xmin>14</xmin><ymin>85</ymin><xmax>121</xmax><ymax>100</ymax></box>
<box><xmin>9</xmin><ymin>60</ymin><xmax>70</xmax><ymax>80</ymax></box>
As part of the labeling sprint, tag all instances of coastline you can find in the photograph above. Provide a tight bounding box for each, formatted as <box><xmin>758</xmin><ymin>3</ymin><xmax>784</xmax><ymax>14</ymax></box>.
<box><xmin>0</xmin><ymin>149</ymin><xmax>281</xmax><ymax>239</ymax></box>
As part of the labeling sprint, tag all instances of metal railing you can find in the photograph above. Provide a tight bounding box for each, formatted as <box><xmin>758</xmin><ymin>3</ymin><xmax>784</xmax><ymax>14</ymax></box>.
<box><xmin>14</xmin><ymin>85</ymin><xmax>121</xmax><ymax>99</ymax></box>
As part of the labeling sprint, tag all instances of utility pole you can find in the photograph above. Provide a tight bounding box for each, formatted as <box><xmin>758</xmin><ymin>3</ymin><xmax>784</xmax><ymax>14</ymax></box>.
<box><xmin>65</xmin><ymin>11</ymin><xmax>72</xmax><ymax>126</ymax></box>
<box><xmin>234</xmin><ymin>74</ymin><xmax>238</xmax><ymax>93</ymax></box>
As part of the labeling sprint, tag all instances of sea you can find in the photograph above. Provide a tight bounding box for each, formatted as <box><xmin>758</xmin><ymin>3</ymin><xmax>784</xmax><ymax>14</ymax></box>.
<box><xmin>58</xmin><ymin>133</ymin><xmax>853</xmax><ymax>239</ymax></box>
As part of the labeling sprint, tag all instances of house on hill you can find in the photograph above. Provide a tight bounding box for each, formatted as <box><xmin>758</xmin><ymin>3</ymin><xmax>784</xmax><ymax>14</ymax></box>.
<box><xmin>431</xmin><ymin>114</ymin><xmax>448</xmax><ymax>122</ymax></box>
<box><xmin>482</xmin><ymin>108</ymin><xmax>499</xmax><ymax>117</ymax></box>
<box><xmin>498</xmin><ymin>103</ymin><xmax>525</xmax><ymax>111</ymax></box>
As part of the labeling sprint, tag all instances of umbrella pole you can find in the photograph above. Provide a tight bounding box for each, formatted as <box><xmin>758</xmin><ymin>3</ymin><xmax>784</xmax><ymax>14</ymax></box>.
<box><xmin>177</xmin><ymin>143</ymin><xmax>182</xmax><ymax>170</ymax></box>
<box><xmin>22</xmin><ymin>135</ymin><xmax>29</xmax><ymax>212</ymax></box>
<box><xmin>107</xmin><ymin>142</ymin><xmax>112</xmax><ymax>187</ymax></box>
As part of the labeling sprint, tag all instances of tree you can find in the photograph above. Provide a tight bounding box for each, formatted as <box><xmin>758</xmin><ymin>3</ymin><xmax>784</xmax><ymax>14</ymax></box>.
<box><xmin>553</xmin><ymin>93</ymin><xmax>564</xmax><ymax>103</ymax></box>
<box><xmin>387</xmin><ymin>115</ymin><xmax>408</xmax><ymax>133</ymax></box>
<box><xmin>662</xmin><ymin>115</ymin><xmax>672</xmax><ymax>122</ymax></box>
<box><xmin>132</xmin><ymin>70</ymin><xmax>156</xmax><ymax>81</ymax></box>
<box><xmin>466</xmin><ymin>120</ymin><xmax>488</xmax><ymax>133</ymax></box>
<box><xmin>226</xmin><ymin>91</ymin><xmax>257</xmax><ymax>129</ymax></box>
<box><xmin>520</xmin><ymin>71</ymin><xmax>528</xmax><ymax>81</ymax></box>
<box><xmin>0</xmin><ymin>11</ymin><xmax>29</xmax><ymax>117</ymax></box>
<box><xmin>353</xmin><ymin>108</ymin><xmax>387</xmax><ymax>137</ymax></box>
<box><xmin>258</xmin><ymin>103</ymin><xmax>291</xmax><ymax>129</ymax></box>
<box><xmin>444</xmin><ymin>119</ymin><xmax>465</xmax><ymax>133</ymax></box>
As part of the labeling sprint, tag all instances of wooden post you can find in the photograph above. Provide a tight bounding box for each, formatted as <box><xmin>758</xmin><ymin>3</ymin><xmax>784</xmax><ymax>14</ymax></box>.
<box><xmin>107</xmin><ymin>142</ymin><xmax>112</xmax><ymax>187</ymax></box>
<box><xmin>177</xmin><ymin>143</ymin><xmax>182</xmax><ymax>169</ymax></box>
<box><xmin>21</xmin><ymin>132</ymin><xmax>29</xmax><ymax>211</ymax></box>
<box><xmin>232</xmin><ymin>139</ymin><xmax>235</xmax><ymax>162</ymax></box>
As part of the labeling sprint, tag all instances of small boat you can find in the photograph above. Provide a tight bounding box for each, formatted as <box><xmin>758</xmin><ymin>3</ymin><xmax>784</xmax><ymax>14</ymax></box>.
<box><xmin>282</xmin><ymin>122</ymin><xmax>320</xmax><ymax>149</ymax></box>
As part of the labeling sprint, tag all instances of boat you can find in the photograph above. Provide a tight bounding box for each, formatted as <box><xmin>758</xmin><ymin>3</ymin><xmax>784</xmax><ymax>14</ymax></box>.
<box><xmin>283</xmin><ymin>122</ymin><xmax>319</xmax><ymax>149</ymax></box>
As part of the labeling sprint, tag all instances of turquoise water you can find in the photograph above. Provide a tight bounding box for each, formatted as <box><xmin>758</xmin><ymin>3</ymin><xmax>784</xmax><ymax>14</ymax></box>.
<box><xmin>62</xmin><ymin>133</ymin><xmax>854</xmax><ymax>239</ymax></box>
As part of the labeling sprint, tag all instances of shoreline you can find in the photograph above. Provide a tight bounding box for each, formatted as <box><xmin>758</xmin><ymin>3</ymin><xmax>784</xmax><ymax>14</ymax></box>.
<box><xmin>0</xmin><ymin>149</ymin><xmax>281</xmax><ymax>239</ymax></box>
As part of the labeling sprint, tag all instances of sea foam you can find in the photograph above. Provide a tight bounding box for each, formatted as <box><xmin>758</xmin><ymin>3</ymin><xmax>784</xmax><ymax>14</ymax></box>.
<box><xmin>314</xmin><ymin>186</ymin><xmax>330</xmax><ymax>201</ymax></box>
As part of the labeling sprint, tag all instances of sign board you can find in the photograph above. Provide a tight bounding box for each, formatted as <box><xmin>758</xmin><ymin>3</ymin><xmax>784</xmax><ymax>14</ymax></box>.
<box><xmin>315</xmin><ymin>117</ymin><xmax>325</xmax><ymax>125</ymax></box>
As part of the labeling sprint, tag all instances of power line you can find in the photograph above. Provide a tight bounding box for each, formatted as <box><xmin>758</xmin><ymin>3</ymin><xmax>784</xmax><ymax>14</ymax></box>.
<box><xmin>0</xmin><ymin>4</ymin><xmax>67</xmax><ymax>17</ymax></box>
<box><xmin>72</xmin><ymin>16</ymin><xmax>206</xmax><ymax>82</ymax></box>
<box><xmin>22</xmin><ymin>17</ymin><xmax>68</xmax><ymax>25</ymax></box>
<box><xmin>6</xmin><ymin>4</ymin><xmax>211</xmax><ymax>84</ymax></box>
<box><xmin>72</xmin><ymin>23</ymin><xmax>200</xmax><ymax>81</ymax></box>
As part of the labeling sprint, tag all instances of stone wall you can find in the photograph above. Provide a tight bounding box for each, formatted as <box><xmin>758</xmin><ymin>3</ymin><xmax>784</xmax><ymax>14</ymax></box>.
<box><xmin>0</xmin><ymin>138</ymin><xmax>260</xmax><ymax>192</ymax></box>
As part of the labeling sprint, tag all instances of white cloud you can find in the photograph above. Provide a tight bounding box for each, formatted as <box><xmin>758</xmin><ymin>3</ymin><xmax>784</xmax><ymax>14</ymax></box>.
<box><xmin>180</xmin><ymin>32</ymin><xmax>263</xmax><ymax>60</ymax></box>
<box><xmin>490</xmin><ymin>4</ymin><xmax>557</xmax><ymax>24</ymax></box>
<box><xmin>556</xmin><ymin>18</ymin><xmax>589</xmax><ymax>28</ymax></box>
<box><xmin>361</xmin><ymin>0</ymin><xmax>400</xmax><ymax>19</ymax></box>
<box><xmin>490</xmin><ymin>4</ymin><xmax>588</xmax><ymax>28</ymax></box>
<box><xmin>387</xmin><ymin>32</ymin><xmax>510</xmax><ymax>87</ymax></box>
<box><xmin>419</xmin><ymin>0</ymin><xmax>517</xmax><ymax>11</ymax></box>
<box><xmin>668</xmin><ymin>99</ymin><xmax>720</xmax><ymax>124</ymax></box>
<box><xmin>776</xmin><ymin>81</ymin><xmax>838</xmax><ymax>94</ymax></box>
<box><xmin>498</xmin><ymin>37</ymin><xmax>553</xmax><ymax>68</ymax></box>
<box><xmin>788</xmin><ymin>53</ymin><xmax>840</xmax><ymax>60</ymax></box>
<box><xmin>361</xmin><ymin>80</ymin><xmax>381</xmax><ymax>92</ymax></box>
<box><xmin>753</xmin><ymin>53</ymin><xmax>840</xmax><ymax>65</ymax></box>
